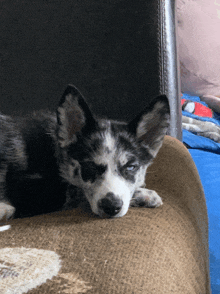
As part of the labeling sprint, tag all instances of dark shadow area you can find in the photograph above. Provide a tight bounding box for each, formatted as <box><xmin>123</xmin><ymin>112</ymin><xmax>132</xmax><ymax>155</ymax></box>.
<box><xmin>0</xmin><ymin>0</ymin><xmax>160</xmax><ymax>121</ymax></box>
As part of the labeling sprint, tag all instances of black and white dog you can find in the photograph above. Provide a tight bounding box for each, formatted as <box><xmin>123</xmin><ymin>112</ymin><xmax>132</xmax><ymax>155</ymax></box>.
<box><xmin>0</xmin><ymin>85</ymin><xmax>170</xmax><ymax>220</ymax></box>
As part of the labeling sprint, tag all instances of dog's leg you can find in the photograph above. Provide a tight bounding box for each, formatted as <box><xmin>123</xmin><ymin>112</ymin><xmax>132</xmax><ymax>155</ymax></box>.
<box><xmin>130</xmin><ymin>188</ymin><xmax>163</xmax><ymax>208</ymax></box>
<box><xmin>0</xmin><ymin>202</ymin><xmax>15</xmax><ymax>221</ymax></box>
<box><xmin>0</xmin><ymin>165</ymin><xmax>15</xmax><ymax>221</ymax></box>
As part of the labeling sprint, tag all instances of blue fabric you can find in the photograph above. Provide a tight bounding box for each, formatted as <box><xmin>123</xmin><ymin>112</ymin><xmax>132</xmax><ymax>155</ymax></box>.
<box><xmin>189</xmin><ymin>149</ymin><xmax>220</xmax><ymax>293</ymax></box>
<box><xmin>182</xmin><ymin>93</ymin><xmax>209</xmax><ymax>106</ymax></box>
<box><xmin>183</xmin><ymin>129</ymin><xmax>220</xmax><ymax>154</ymax></box>
<box><xmin>182</xmin><ymin>93</ymin><xmax>220</xmax><ymax>127</ymax></box>
<box><xmin>182</xmin><ymin>93</ymin><xmax>220</xmax><ymax>293</ymax></box>
<box><xmin>182</xmin><ymin>110</ymin><xmax>220</xmax><ymax>127</ymax></box>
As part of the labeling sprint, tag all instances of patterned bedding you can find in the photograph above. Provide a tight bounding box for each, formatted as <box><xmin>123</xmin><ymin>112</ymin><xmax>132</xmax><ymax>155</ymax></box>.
<box><xmin>182</xmin><ymin>93</ymin><xmax>220</xmax><ymax>293</ymax></box>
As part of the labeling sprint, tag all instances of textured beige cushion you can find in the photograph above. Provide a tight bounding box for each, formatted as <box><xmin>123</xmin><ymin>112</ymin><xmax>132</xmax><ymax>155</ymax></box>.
<box><xmin>0</xmin><ymin>136</ymin><xmax>211</xmax><ymax>293</ymax></box>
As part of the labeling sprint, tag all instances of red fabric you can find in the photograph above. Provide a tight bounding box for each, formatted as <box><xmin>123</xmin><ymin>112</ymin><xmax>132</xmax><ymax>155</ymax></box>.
<box><xmin>181</xmin><ymin>99</ymin><xmax>212</xmax><ymax>118</ymax></box>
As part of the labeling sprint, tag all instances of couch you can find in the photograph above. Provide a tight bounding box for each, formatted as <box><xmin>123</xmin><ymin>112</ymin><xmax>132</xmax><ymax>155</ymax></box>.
<box><xmin>0</xmin><ymin>0</ymin><xmax>211</xmax><ymax>292</ymax></box>
<box><xmin>0</xmin><ymin>136</ymin><xmax>211</xmax><ymax>293</ymax></box>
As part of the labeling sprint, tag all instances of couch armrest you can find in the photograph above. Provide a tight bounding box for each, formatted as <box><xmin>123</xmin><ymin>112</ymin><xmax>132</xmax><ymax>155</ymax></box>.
<box><xmin>147</xmin><ymin>135</ymin><xmax>209</xmax><ymax>260</ymax></box>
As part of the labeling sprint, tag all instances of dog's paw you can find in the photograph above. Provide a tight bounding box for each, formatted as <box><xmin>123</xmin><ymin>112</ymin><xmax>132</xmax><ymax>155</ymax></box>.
<box><xmin>0</xmin><ymin>202</ymin><xmax>15</xmax><ymax>221</ymax></box>
<box><xmin>130</xmin><ymin>188</ymin><xmax>163</xmax><ymax>208</ymax></box>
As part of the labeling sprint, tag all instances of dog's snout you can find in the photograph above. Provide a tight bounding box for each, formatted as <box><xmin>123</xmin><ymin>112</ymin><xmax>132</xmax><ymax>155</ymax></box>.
<box><xmin>98</xmin><ymin>192</ymin><xmax>123</xmax><ymax>217</ymax></box>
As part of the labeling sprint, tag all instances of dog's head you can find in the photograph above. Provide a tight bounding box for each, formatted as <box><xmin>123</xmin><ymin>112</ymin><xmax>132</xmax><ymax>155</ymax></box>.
<box><xmin>57</xmin><ymin>85</ymin><xmax>170</xmax><ymax>218</ymax></box>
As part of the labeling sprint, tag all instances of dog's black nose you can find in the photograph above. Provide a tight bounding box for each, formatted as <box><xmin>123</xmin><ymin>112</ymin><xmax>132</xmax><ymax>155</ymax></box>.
<box><xmin>98</xmin><ymin>192</ymin><xmax>123</xmax><ymax>217</ymax></box>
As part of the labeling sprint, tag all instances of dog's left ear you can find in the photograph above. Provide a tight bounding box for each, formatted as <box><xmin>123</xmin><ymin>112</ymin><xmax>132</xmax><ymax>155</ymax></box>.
<box><xmin>57</xmin><ymin>85</ymin><xmax>96</xmax><ymax>147</ymax></box>
<box><xmin>128</xmin><ymin>95</ymin><xmax>170</xmax><ymax>157</ymax></box>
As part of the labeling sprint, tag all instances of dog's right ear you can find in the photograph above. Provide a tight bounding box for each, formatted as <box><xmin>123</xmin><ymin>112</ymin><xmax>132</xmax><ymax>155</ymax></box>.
<box><xmin>57</xmin><ymin>85</ymin><xmax>96</xmax><ymax>147</ymax></box>
<box><xmin>128</xmin><ymin>95</ymin><xmax>170</xmax><ymax>158</ymax></box>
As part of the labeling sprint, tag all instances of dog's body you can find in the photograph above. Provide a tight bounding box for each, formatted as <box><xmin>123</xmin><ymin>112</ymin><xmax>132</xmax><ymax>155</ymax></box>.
<box><xmin>0</xmin><ymin>85</ymin><xmax>170</xmax><ymax>219</ymax></box>
<box><xmin>0</xmin><ymin>111</ymin><xmax>67</xmax><ymax>219</ymax></box>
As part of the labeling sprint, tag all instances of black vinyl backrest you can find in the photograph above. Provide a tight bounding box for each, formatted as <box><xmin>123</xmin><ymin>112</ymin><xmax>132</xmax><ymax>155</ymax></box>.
<box><xmin>0</xmin><ymin>0</ymin><xmax>181</xmax><ymax>139</ymax></box>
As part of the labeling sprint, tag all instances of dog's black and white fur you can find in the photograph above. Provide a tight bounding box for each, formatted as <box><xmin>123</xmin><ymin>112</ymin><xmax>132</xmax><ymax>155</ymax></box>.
<box><xmin>0</xmin><ymin>85</ymin><xmax>170</xmax><ymax>220</ymax></box>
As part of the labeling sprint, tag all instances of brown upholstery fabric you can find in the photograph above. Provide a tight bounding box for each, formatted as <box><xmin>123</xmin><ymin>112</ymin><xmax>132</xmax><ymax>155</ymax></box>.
<box><xmin>0</xmin><ymin>136</ymin><xmax>211</xmax><ymax>293</ymax></box>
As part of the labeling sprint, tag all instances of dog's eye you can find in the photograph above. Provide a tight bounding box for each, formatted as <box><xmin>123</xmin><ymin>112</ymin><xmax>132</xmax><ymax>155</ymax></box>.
<box><xmin>123</xmin><ymin>162</ymin><xmax>139</xmax><ymax>173</ymax></box>
<box><xmin>125</xmin><ymin>165</ymin><xmax>137</xmax><ymax>172</ymax></box>
<box><xmin>119</xmin><ymin>162</ymin><xmax>139</xmax><ymax>183</ymax></box>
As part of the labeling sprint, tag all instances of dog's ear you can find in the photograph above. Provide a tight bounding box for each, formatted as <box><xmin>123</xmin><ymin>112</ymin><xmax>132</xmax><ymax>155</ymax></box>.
<box><xmin>128</xmin><ymin>95</ymin><xmax>170</xmax><ymax>157</ymax></box>
<box><xmin>57</xmin><ymin>85</ymin><xmax>96</xmax><ymax>147</ymax></box>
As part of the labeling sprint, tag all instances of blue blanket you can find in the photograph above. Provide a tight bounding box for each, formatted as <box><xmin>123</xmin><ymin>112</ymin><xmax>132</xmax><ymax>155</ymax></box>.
<box><xmin>182</xmin><ymin>94</ymin><xmax>220</xmax><ymax>293</ymax></box>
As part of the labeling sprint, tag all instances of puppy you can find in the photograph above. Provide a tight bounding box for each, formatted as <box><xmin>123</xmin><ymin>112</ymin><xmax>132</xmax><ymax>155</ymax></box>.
<box><xmin>0</xmin><ymin>85</ymin><xmax>170</xmax><ymax>219</ymax></box>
